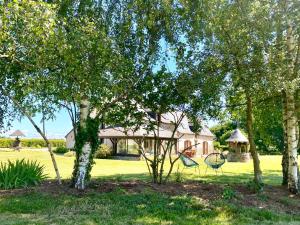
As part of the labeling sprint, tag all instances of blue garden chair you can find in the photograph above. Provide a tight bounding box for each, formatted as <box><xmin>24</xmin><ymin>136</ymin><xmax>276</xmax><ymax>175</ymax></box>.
<box><xmin>204</xmin><ymin>153</ymin><xmax>225</xmax><ymax>174</ymax></box>
<box><xmin>179</xmin><ymin>153</ymin><xmax>200</xmax><ymax>175</ymax></box>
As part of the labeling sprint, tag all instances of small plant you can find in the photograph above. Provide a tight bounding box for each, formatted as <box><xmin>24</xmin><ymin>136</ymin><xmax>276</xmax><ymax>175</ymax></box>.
<box><xmin>222</xmin><ymin>186</ymin><xmax>236</xmax><ymax>200</ymax></box>
<box><xmin>64</xmin><ymin>151</ymin><xmax>76</xmax><ymax>157</ymax></box>
<box><xmin>94</xmin><ymin>144</ymin><xmax>113</xmax><ymax>159</ymax></box>
<box><xmin>0</xmin><ymin>159</ymin><xmax>47</xmax><ymax>189</ymax></box>
<box><xmin>54</xmin><ymin>146</ymin><xmax>69</xmax><ymax>154</ymax></box>
<box><xmin>172</xmin><ymin>165</ymin><xmax>184</xmax><ymax>183</ymax></box>
<box><xmin>173</xmin><ymin>170</ymin><xmax>184</xmax><ymax>183</ymax></box>
<box><xmin>246</xmin><ymin>180</ymin><xmax>264</xmax><ymax>193</ymax></box>
<box><xmin>257</xmin><ymin>193</ymin><xmax>269</xmax><ymax>202</ymax></box>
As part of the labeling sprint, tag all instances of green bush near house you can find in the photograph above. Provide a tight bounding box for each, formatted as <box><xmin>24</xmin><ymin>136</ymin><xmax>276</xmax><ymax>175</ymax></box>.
<box><xmin>64</xmin><ymin>151</ymin><xmax>76</xmax><ymax>157</ymax></box>
<box><xmin>0</xmin><ymin>138</ymin><xmax>66</xmax><ymax>148</ymax></box>
<box><xmin>54</xmin><ymin>146</ymin><xmax>69</xmax><ymax>154</ymax></box>
<box><xmin>0</xmin><ymin>159</ymin><xmax>47</xmax><ymax>189</ymax></box>
<box><xmin>94</xmin><ymin>144</ymin><xmax>113</xmax><ymax>159</ymax></box>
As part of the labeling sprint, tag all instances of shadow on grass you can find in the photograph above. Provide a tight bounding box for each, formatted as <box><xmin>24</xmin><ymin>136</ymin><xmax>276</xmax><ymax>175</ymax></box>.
<box><xmin>0</xmin><ymin>187</ymin><xmax>298</xmax><ymax>225</ymax></box>
<box><xmin>186</xmin><ymin>171</ymin><xmax>283</xmax><ymax>186</ymax></box>
<box><xmin>93</xmin><ymin>173</ymin><xmax>151</xmax><ymax>182</ymax></box>
<box><xmin>92</xmin><ymin>170</ymin><xmax>283</xmax><ymax>186</ymax></box>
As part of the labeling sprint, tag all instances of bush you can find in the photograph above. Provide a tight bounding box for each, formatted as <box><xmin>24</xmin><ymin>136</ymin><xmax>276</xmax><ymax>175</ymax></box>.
<box><xmin>0</xmin><ymin>138</ymin><xmax>66</xmax><ymax>148</ymax></box>
<box><xmin>213</xmin><ymin>141</ymin><xmax>221</xmax><ymax>149</ymax></box>
<box><xmin>64</xmin><ymin>151</ymin><xmax>76</xmax><ymax>157</ymax></box>
<box><xmin>173</xmin><ymin>171</ymin><xmax>184</xmax><ymax>183</ymax></box>
<box><xmin>0</xmin><ymin>159</ymin><xmax>47</xmax><ymax>189</ymax></box>
<box><xmin>94</xmin><ymin>144</ymin><xmax>113</xmax><ymax>159</ymax></box>
<box><xmin>246</xmin><ymin>180</ymin><xmax>264</xmax><ymax>193</ymax></box>
<box><xmin>54</xmin><ymin>146</ymin><xmax>69</xmax><ymax>154</ymax></box>
<box><xmin>222</xmin><ymin>186</ymin><xmax>236</xmax><ymax>200</ymax></box>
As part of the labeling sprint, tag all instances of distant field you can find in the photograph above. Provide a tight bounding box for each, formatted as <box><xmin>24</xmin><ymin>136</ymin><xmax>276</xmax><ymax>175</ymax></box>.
<box><xmin>0</xmin><ymin>149</ymin><xmax>295</xmax><ymax>185</ymax></box>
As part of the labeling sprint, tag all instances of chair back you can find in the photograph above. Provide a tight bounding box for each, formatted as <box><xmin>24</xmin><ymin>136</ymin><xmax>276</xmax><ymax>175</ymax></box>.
<box><xmin>204</xmin><ymin>153</ymin><xmax>225</xmax><ymax>169</ymax></box>
<box><xmin>179</xmin><ymin>153</ymin><xmax>199</xmax><ymax>167</ymax></box>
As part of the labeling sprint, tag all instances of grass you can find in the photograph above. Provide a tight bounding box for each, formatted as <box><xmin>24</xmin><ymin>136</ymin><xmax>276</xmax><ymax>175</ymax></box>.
<box><xmin>0</xmin><ymin>189</ymin><xmax>299</xmax><ymax>225</ymax></box>
<box><xmin>0</xmin><ymin>149</ymin><xmax>296</xmax><ymax>185</ymax></box>
<box><xmin>0</xmin><ymin>149</ymin><xmax>299</xmax><ymax>225</ymax></box>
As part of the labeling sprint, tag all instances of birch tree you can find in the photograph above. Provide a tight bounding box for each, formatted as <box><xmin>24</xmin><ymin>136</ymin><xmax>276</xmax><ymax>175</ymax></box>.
<box><xmin>0</xmin><ymin>0</ymin><xmax>62</xmax><ymax>184</ymax></box>
<box><xmin>266</xmin><ymin>0</ymin><xmax>300</xmax><ymax>193</ymax></box>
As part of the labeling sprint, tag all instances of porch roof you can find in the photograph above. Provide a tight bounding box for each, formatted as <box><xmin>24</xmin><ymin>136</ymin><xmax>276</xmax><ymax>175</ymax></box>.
<box><xmin>99</xmin><ymin>126</ymin><xmax>180</xmax><ymax>139</ymax></box>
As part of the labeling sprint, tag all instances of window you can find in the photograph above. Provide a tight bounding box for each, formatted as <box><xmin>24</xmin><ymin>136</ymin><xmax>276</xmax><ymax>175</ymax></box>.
<box><xmin>203</xmin><ymin>141</ymin><xmax>208</xmax><ymax>155</ymax></box>
<box><xmin>184</xmin><ymin>140</ymin><xmax>192</xmax><ymax>150</ymax></box>
<box><xmin>117</xmin><ymin>139</ymin><xmax>139</xmax><ymax>155</ymax></box>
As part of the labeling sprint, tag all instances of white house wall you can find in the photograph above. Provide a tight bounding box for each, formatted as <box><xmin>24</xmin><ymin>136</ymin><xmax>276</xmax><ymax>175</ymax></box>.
<box><xmin>65</xmin><ymin>130</ymin><xmax>215</xmax><ymax>158</ymax></box>
<box><xmin>177</xmin><ymin>134</ymin><xmax>214</xmax><ymax>157</ymax></box>
<box><xmin>66</xmin><ymin>131</ymin><xmax>75</xmax><ymax>149</ymax></box>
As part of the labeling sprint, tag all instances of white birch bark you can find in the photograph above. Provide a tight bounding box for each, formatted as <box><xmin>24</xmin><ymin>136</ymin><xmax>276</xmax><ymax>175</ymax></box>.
<box><xmin>286</xmin><ymin>90</ymin><xmax>299</xmax><ymax>193</ymax></box>
<box><xmin>74</xmin><ymin>143</ymin><xmax>92</xmax><ymax>190</ymax></box>
<box><xmin>74</xmin><ymin>96</ymin><xmax>92</xmax><ymax>190</ymax></box>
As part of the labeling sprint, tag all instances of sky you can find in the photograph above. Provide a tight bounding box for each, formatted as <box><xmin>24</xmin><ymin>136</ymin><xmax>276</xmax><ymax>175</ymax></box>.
<box><xmin>4</xmin><ymin>109</ymin><xmax>218</xmax><ymax>139</ymax></box>
<box><xmin>3</xmin><ymin>39</ymin><xmax>218</xmax><ymax>139</ymax></box>
<box><xmin>4</xmin><ymin>109</ymin><xmax>73</xmax><ymax>139</ymax></box>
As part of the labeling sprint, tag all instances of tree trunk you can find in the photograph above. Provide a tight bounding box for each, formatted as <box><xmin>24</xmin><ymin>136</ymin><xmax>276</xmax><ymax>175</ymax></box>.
<box><xmin>295</xmin><ymin>91</ymin><xmax>300</xmax><ymax>148</ymax></box>
<box><xmin>285</xmin><ymin>90</ymin><xmax>299</xmax><ymax>194</ymax></box>
<box><xmin>294</xmin><ymin>90</ymin><xmax>300</xmax><ymax>189</ymax></box>
<box><xmin>281</xmin><ymin>91</ymin><xmax>289</xmax><ymax>186</ymax></box>
<box><xmin>74</xmin><ymin>96</ymin><xmax>92</xmax><ymax>190</ymax></box>
<box><xmin>4</xmin><ymin>92</ymin><xmax>62</xmax><ymax>184</ymax></box>
<box><xmin>246</xmin><ymin>95</ymin><xmax>263</xmax><ymax>186</ymax></box>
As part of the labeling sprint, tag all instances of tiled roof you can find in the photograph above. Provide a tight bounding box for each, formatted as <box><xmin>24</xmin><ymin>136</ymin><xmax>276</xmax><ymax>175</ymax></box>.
<box><xmin>10</xmin><ymin>130</ymin><xmax>25</xmax><ymax>137</ymax></box>
<box><xmin>226</xmin><ymin>129</ymin><xmax>249</xmax><ymax>143</ymax></box>
<box><xmin>99</xmin><ymin>126</ymin><xmax>179</xmax><ymax>139</ymax></box>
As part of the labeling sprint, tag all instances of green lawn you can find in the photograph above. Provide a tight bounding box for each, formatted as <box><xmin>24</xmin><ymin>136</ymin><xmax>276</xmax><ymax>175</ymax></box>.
<box><xmin>0</xmin><ymin>149</ymin><xmax>293</xmax><ymax>185</ymax></box>
<box><xmin>1</xmin><ymin>189</ymin><xmax>299</xmax><ymax>225</ymax></box>
<box><xmin>0</xmin><ymin>149</ymin><xmax>299</xmax><ymax>225</ymax></box>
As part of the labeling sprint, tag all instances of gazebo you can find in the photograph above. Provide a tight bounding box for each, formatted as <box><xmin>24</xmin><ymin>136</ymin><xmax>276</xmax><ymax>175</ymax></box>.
<box><xmin>10</xmin><ymin>130</ymin><xmax>25</xmax><ymax>151</ymax></box>
<box><xmin>10</xmin><ymin>130</ymin><xmax>25</xmax><ymax>138</ymax></box>
<box><xmin>226</xmin><ymin>129</ymin><xmax>250</xmax><ymax>162</ymax></box>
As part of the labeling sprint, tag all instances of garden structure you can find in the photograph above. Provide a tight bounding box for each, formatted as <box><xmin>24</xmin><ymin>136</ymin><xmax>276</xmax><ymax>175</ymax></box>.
<box><xmin>226</xmin><ymin>129</ymin><xmax>250</xmax><ymax>162</ymax></box>
<box><xmin>9</xmin><ymin>130</ymin><xmax>25</xmax><ymax>151</ymax></box>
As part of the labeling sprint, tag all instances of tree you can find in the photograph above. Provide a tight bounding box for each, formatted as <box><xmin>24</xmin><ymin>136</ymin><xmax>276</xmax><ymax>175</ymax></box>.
<box><xmin>266</xmin><ymin>0</ymin><xmax>300</xmax><ymax>193</ymax></box>
<box><xmin>48</xmin><ymin>12</ymin><xmax>124</xmax><ymax>190</ymax></box>
<box><xmin>0</xmin><ymin>0</ymin><xmax>62</xmax><ymax>184</ymax></box>
<box><xmin>182</xmin><ymin>0</ymin><xmax>273</xmax><ymax>188</ymax></box>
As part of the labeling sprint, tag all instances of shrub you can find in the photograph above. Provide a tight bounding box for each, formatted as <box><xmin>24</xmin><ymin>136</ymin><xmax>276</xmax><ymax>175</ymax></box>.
<box><xmin>0</xmin><ymin>159</ymin><xmax>47</xmax><ymax>189</ymax></box>
<box><xmin>213</xmin><ymin>141</ymin><xmax>221</xmax><ymax>149</ymax></box>
<box><xmin>94</xmin><ymin>144</ymin><xmax>113</xmax><ymax>159</ymax></box>
<box><xmin>173</xmin><ymin>171</ymin><xmax>184</xmax><ymax>183</ymax></box>
<box><xmin>246</xmin><ymin>180</ymin><xmax>264</xmax><ymax>193</ymax></box>
<box><xmin>0</xmin><ymin>138</ymin><xmax>66</xmax><ymax>148</ymax></box>
<box><xmin>54</xmin><ymin>146</ymin><xmax>69</xmax><ymax>154</ymax></box>
<box><xmin>222</xmin><ymin>186</ymin><xmax>236</xmax><ymax>200</ymax></box>
<box><xmin>64</xmin><ymin>151</ymin><xmax>76</xmax><ymax>157</ymax></box>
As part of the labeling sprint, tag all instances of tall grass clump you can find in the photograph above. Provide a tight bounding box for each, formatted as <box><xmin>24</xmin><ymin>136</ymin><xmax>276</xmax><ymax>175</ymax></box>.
<box><xmin>0</xmin><ymin>159</ymin><xmax>47</xmax><ymax>189</ymax></box>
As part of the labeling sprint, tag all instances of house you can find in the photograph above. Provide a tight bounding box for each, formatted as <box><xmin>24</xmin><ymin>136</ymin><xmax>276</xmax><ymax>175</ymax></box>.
<box><xmin>65</xmin><ymin>112</ymin><xmax>215</xmax><ymax>158</ymax></box>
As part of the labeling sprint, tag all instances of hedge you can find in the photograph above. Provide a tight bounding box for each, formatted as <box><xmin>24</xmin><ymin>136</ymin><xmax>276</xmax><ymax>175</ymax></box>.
<box><xmin>0</xmin><ymin>138</ymin><xmax>66</xmax><ymax>148</ymax></box>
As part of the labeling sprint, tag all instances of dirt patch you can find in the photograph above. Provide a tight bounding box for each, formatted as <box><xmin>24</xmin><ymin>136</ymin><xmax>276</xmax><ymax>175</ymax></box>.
<box><xmin>0</xmin><ymin>180</ymin><xmax>299</xmax><ymax>215</ymax></box>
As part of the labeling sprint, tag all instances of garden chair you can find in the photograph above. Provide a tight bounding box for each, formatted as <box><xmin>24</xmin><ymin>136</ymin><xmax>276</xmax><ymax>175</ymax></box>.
<box><xmin>179</xmin><ymin>152</ymin><xmax>200</xmax><ymax>175</ymax></box>
<box><xmin>204</xmin><ymin>153</ymin><xmax>225</xmax><ymax>175</ymax></box>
